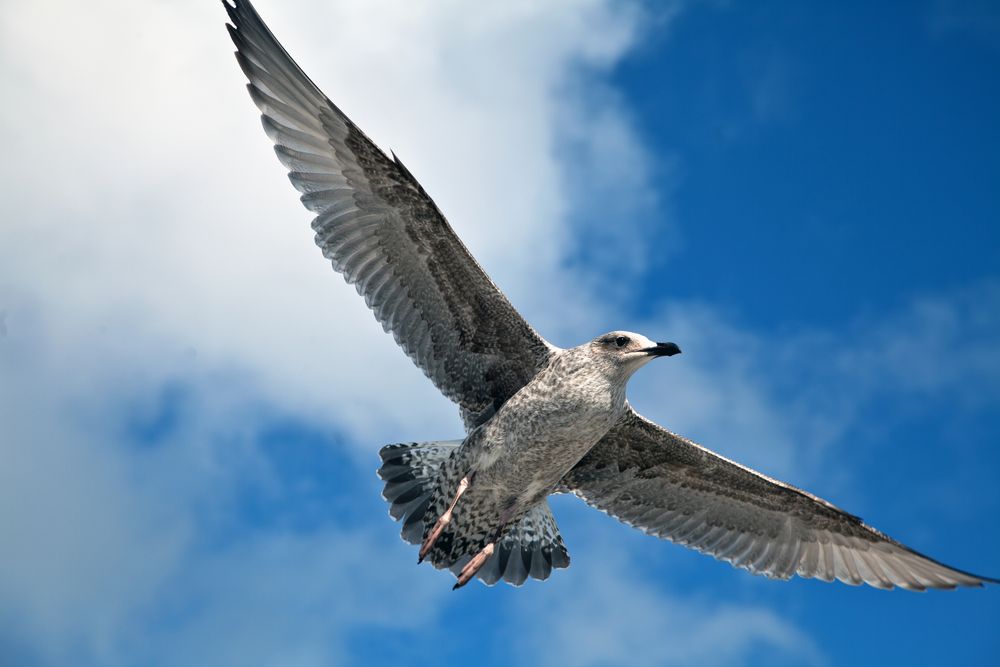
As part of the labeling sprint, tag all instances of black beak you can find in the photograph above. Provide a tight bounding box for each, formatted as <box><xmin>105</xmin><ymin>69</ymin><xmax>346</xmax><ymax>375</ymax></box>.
<box><xmin>643</xmin><ymin>341</ymin><xmax>682</xmax><ymax>357</ymax></box>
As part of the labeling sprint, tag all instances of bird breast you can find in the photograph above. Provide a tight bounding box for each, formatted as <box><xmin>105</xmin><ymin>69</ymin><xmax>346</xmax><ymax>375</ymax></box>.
<box><xmin>472</xmin><ymin>355</ymin><xmax>627</xmax><ymax>493</ymax></box>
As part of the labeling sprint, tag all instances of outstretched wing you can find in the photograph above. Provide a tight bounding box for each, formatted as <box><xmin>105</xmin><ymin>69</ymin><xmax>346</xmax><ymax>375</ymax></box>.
<box><xmin>224</xmin><ymin>0</ymin><xmax>555</xmax><ymax>429</ymax></box>
<box><xmin>562</xmin><ymin>408</ymin><xmax>996</xmax><ymax>590</ymax></box>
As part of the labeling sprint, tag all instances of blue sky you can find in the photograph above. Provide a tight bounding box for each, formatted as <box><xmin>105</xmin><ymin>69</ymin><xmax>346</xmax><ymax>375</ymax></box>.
<box><xmin>0</xmin><ymin>1</ymin><xmax>998</xmax><ymax>666</ymax></box>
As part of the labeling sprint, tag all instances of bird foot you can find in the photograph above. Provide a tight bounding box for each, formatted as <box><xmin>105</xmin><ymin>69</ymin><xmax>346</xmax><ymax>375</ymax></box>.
<box><xmin>418</xmin><ymin>511</ymin><xmax>452</xmax><ymax>563</ymax></box>
<box><xmin>452</xmin><ymin>542</ymin><xmax>495</xmax><ymax>590</ymax></box>
<box><xmin>418</xmin><ymin>475</ymin><xmax>470</xmax><ymax>563</ymax></box>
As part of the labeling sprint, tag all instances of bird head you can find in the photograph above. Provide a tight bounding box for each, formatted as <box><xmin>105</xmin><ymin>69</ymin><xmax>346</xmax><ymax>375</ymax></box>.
<box><xmin>588</xmin><ymin>331</ymin><xmax>681</xmax><ymax>379</ymax></box>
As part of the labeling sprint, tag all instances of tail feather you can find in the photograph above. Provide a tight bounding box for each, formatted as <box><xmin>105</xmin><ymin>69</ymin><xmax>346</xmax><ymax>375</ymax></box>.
<box><xmin>378</xmin><ymin>440</ymin><xmax>460</xmax><ymax>544</ymax></box>
<box><xmin>377</xmin><ymin>440</ymin><xmax>571</xmax><ymax>586</ymax></box>
<box><xmin>468</xmin><ymin>502</ymin><xmax>570</xmax><ymax>586</ymax></box>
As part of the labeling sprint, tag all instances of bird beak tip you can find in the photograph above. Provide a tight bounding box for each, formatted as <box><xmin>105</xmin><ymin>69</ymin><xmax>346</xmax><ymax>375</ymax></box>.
<box><xmin>647</xmin><ymin>342</ymin><xmax>681</xmax><ymax>357</ymax></box>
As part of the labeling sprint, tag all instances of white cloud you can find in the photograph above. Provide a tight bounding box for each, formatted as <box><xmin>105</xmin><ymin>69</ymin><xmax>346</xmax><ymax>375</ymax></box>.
<box><xmin>0</xmin><ymin>0</ymin><xmax>660</xmax><ymax>449</ymax></box>
<box><xmin>122</xmin><ymin>530</ymin><xmax>447</xmax><ymax>667</ymax></box>
<box><xmin>511</xmin><ymin>536</ymin><xmax>823</xmax><ymax>667</ymax></box>
<box><xmin>0</xmin><ymin>310</ymin><xmax>449</xmax><ymax>666</ymax></box>
<box><xmin>624</xmin><ymin>281</ymin><xmax>1000</xmax><ymax>506</ymax></box>
<box><xmin>839</xmin><ymin>281</ymin><xmax>1000</xmax><ymax>408</ymax></box>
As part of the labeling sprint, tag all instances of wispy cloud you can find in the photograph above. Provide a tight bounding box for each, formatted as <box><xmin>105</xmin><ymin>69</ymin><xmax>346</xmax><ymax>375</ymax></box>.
<box><xmin>511</xmin><ymin>536</ymin><xmax>823</xmax><ymax>667</ymax></box>
<box><xmin>627</xmin><ymin>280</ymin><xmax>1000</xmax><ymax>505</ymax></box>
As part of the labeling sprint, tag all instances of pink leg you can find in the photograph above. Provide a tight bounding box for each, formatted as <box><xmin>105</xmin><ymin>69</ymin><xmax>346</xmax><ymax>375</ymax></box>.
<box><xmin>418</xmin><ymin>476</ymin><xmax>470</xmax><ymax>563</ymax></box>
<box><xmin>452</xmin><ymin>541</ymin><xmax>496</xmax><ymax>590</ymax></box>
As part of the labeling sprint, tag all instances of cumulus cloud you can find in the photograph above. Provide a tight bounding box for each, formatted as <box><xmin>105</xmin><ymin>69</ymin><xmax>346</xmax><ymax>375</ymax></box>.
<box><xmin>0</xmin><ymin>0</ymin><xmax>660</xmax><ymax>448</ymax></box>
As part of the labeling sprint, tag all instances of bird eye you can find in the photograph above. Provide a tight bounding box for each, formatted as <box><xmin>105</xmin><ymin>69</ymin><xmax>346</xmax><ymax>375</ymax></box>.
<box><xmin>615</xmin><ymin>336</ymin><xmax>629</xmax><ymax>347</ymax></box>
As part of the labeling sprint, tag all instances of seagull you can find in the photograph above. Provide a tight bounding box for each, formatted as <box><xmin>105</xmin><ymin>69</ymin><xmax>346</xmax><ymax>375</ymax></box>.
<box><xmin>223</xmin><ymin>0</ymin><xmax>996</xmax><ymax>591</ymax></box>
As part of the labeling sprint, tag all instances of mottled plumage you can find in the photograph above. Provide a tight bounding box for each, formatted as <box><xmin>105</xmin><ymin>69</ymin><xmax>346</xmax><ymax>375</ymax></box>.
<box><xmin>224</xmin><ymin>0</ymin><xmax>996</xmax><ymax>591</ymax></box>
<box><xmin>224</xmin><ymin>1</ymin><xmax>552</xmax><ymax>431</ymax></box>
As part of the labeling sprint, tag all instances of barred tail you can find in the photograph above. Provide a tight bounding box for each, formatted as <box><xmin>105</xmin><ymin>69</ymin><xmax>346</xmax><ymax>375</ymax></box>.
<box><xmin>457</xmin><ymin>501</ymin><xmax>570</xmax><ymax>586</ymax></box>
<box><xmin>377</xmin><ymin>440</ymin><xmax>461</xmax><ymax>544</ymax></box>
<box><xmin>377</xmin><ymin>440</ymin><xmax>571</xmax><ymax>586</ymax></box>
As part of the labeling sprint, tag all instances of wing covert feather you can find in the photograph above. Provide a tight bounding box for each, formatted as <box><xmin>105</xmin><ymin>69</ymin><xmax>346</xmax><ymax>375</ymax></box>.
<box><xmin>225</xmin><ymin>0</ymin><xmax>554</xmax><ymax>429</ymax></box>
<box><xmin>563</xmin><ymin>408</ymin><xmax>995</xmax><ymax>590</ymax></box>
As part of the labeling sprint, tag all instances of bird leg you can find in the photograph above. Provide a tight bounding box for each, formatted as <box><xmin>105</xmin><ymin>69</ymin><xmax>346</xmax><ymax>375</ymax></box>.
<box><xmin>418</xmin><ymin>475</ymin><xmax>470</xmax><ymax>563</ymax></box>
<box><xmin>452</xmin><ymin>525</ymin><xmax>505</xmax><ymax>590</ymax></box>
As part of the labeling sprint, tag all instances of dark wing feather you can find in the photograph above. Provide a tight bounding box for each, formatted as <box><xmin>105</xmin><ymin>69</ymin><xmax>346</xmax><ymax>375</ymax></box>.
<box><xmin>224</xmin><ymin>0</ymin><xmax>555</xmax><ymax>429</ymax></box>
<box><xmin>562</xmin><ymin>408</ymin><xmax>996</xmax><ymax>590</ymax></box>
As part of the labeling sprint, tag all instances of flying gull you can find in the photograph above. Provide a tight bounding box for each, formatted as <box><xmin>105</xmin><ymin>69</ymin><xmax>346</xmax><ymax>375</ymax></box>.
<box><xmin>223</xmin><ymin>0</ymin><xmax>996</xmax><ymax>591</ymax></box>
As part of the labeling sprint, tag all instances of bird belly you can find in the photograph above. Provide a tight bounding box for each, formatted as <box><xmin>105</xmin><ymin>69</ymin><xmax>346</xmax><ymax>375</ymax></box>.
<box><xmin>470</xmin><ymin>399</ymin><xmax>620</xmax><ymax>513</ymax></box>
